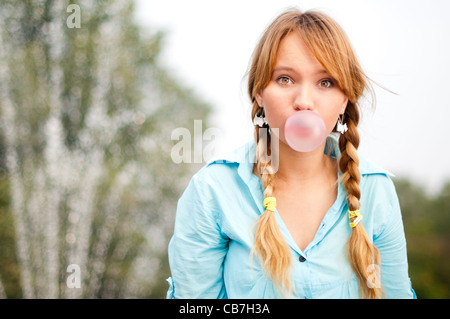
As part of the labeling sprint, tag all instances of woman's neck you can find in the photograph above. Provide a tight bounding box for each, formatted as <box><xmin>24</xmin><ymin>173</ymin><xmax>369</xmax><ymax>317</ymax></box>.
<box><xmin>273</xmin><ymin>140</ymin><xmax>336</xmax><ymax>187</ymax></box>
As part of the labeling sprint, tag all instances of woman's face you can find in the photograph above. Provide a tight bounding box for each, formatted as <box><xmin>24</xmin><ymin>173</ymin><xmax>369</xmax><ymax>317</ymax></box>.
<box><xmin>255</xmin><ymin>31</ymin><xmax>348</xmax><ymax>148</ymax></box>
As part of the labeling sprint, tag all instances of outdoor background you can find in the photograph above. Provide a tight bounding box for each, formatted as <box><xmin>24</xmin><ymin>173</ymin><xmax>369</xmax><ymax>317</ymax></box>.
<box><xmin>0</xmin><ymin>0</ymin><xmax>448</xmax><ymax>298</ymax></box>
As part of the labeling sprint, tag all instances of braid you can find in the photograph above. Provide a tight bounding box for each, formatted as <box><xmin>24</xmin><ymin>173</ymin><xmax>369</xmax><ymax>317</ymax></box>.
<box><xmin>338</xmin><ymin>105</ymin><xmax>361</xmax><ymax>210</ymax></box>
<box><xmin>339</xmin><ymin>103</ymin><xmax>384</xmax><ymax>299</ymax></box>
<box><xmin>251</xmin><ymin>122</ymin><xmax>292</xmax><ymax>296</ymax></box>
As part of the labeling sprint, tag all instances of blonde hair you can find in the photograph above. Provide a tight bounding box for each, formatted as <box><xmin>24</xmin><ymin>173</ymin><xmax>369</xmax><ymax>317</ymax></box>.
<box><xmin>248</xmin><ymin>8</ymin><xmax>384</xmax><ymax>299</ymax></box>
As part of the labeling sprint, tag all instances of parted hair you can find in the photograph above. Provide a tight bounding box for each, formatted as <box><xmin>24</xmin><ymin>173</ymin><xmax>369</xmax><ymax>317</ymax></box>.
<box><xmin>248</xmin><ymin>8</ymin><xmax>383</xmax><ymax>298</ymax></box>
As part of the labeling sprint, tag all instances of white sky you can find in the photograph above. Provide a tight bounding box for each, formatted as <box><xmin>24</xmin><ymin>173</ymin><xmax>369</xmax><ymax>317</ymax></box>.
<box><xmin>135</xmin><ymin>0</ymin><xmax>450</xmax><ymax>194</ymax></box>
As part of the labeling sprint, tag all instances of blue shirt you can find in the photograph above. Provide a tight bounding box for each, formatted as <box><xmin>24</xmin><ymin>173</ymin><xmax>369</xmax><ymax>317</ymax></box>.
<box><xmin>166</xmin><ymin>135</ymin><xmax>415</xmax><ymax>299</ymax></box>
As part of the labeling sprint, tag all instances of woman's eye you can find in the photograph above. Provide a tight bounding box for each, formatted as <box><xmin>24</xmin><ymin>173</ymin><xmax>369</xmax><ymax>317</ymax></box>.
<box><xmin>319</xmin><ymin>79</ymin><xmax>333</xmax><ymax>88</ymax></box>
<box><xmin>277</xmin><ymin>76</ymin><xmax>292</xmax><ymax>85</ymax></box>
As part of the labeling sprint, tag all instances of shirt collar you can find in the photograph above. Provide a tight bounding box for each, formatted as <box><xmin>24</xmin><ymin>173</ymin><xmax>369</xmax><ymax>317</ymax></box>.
<box><xmin>207</xmin><ymin>134</ymin><xmax>394</xmax><ymax>179</ymax></box>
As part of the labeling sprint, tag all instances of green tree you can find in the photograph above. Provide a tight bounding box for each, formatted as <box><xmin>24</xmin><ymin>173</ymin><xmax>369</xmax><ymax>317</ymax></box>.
<box><xmin>395</xmin><ymin>178</ymin><xmax>450</xmax><ymax>298</ymax></box>
<box><xmin>0</xmin><ymin>0</ymin><xmax>210</xmax><ymax>298</ymax></box>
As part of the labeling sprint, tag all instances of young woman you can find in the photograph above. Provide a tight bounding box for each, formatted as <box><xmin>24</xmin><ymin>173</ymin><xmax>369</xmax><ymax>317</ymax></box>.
<box><xmin>166</xmin><ymin>8</ymin><xmax>415</xmax><ymax>299</ymax></box>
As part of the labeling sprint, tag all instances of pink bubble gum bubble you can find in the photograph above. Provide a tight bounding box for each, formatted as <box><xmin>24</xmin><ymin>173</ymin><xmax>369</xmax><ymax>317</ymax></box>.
<box><xmin>284</xmin><ymin>111</ymin><xmax>327</xmax><ymax>152</ymax></box>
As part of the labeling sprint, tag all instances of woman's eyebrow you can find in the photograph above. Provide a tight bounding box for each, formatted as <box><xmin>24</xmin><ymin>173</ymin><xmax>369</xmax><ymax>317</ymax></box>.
<box><xmin>272</xmin><ymin>66</ymin><xmax>329</xmax><ymax>75</ymax></box>
<box><xmin>272</xmin><ymin>66</ymin><xmax>296</xmax><ymax>73</ymax></box>
<box><xmin>314</xmin><ymin>69</ymin><xmax>329</xmax><ymax>75</ymax></box>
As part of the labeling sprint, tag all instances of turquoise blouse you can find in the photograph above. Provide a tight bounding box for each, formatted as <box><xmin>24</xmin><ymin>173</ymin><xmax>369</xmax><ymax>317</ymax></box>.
<box><xmin>166</xmin><ymin>135</ymin><xmax>415</xmax><ymax>299</ymax></box>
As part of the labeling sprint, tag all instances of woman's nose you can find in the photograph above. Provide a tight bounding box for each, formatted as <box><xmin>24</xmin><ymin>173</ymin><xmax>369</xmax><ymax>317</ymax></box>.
<box><xmin>293</xmin><ymin>85</ymin><xmax>314</xmax><ymax>111</ymax></box>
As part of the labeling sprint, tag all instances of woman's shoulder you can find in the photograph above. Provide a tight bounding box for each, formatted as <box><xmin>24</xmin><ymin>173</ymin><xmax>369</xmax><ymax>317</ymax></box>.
<box><xmin>359</xmin><ymin>154</ymin><xmax>395</xmax><ymax>179</ymax></box>
<box><xmin>190</xmin><ymin>139</ymin><xmax>256</xmax><ymax>187</ymax></box>
<box><xmin>358</xmin><ymin>154</ymin><xmax>398</xmax><ymax>201</ymax></box>
<box><xmin>205</xmin><ymin>139</ymin><xmax>256</xmax><ymax>168</ymax></box>
<box><xmin>357</xmin><ymin>155</ymin><xmax>402</xmax><ymax>237</ymax></box>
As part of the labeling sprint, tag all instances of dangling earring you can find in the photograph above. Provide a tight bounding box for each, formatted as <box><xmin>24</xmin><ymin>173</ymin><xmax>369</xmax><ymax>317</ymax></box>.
<box><xmin>253</xmin><ymin>108</ymin><xmax>268</xmax><ymax>127</ymax></box>
<box><xmin>336</xmin><ymin>114</ymin><xmax>348</xmax><ymax>134</ymax></box>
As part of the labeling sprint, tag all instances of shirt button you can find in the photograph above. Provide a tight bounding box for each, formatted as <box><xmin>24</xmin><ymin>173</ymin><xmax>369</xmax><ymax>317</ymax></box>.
<box><xmin>299</xmin><ymin>255</ymin><xmax>306</xmax><ymax>262</ymax></box>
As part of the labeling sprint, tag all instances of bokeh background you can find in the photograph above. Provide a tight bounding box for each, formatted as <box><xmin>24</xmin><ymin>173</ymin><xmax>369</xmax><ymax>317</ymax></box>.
<box><xmin>0</xmin><ymin>0</ymin><xmax>448</xmax><ymax>298</ymax></box>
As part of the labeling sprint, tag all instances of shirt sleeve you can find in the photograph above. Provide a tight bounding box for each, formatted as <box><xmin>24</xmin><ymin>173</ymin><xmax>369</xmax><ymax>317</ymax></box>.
<box><xmin>167</xmin><ymin>172</ymin><xmax>229</xmax><ymax>299</ymax></box>
<box><xmin>373</xmin><ymin>177</ymin><xmax>416</xmax><ymax>299</ymax></box>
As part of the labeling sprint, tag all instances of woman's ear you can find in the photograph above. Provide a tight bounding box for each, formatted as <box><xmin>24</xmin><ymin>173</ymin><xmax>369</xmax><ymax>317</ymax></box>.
<box><xmin>340</xmin><ymin>98</ymin><xmax>349</xmax><ymax>115</ymax></box>
<box><xmin>255</xmin><ymin>91</ymin><xmax>263</xmax><ymax>108</ymax></box>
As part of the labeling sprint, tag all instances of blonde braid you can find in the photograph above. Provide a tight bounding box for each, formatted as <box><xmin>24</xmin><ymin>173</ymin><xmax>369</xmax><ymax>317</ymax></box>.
<box><xmin>251</xmin><ymin>123</ymin><xmax>292</xmax><ymax>295</ymax></box>
<box><xmin>339</xmin><ymin>104</ymin><xmax>384</xmax><ymax>299</ymax></box>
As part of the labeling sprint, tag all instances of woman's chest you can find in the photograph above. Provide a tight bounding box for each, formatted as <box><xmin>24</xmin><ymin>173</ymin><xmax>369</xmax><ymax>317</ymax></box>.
<box><xmin>223</xmin><ymin>224</ymin><xmax>358</xmax><ymax>298</ymax></box>
<box><xmin>275</xmin><ymin>187</ymin><xmax>337</xmax><ymax>251</ymax></box>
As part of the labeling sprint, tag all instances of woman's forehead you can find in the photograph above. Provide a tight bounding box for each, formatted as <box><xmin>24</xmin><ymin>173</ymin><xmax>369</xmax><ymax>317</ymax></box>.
<box><xmin>273</xmin><ymin>32</ymin><xmax>326</xmax><ymax>75</ymax></box>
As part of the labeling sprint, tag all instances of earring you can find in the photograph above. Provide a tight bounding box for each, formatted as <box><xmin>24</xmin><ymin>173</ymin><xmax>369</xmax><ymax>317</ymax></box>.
<box><xmin>336</xmin><ymin>114</ymin><xmax>348</xmax><ymax>134</ymax></box>
<box><xmin>253</xmin><ymin>108</ymin><xmax>268</xmax><ymax>127</ymax></box>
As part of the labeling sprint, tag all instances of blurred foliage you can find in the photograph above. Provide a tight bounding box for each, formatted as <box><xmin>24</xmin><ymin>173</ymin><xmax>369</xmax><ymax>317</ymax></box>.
<box><xmin>0</xmin><ymin>0</ymin><xmax>209</xmax><ymax>298</ymax></box>
<box><xmin>394</xmin><ymin>178</ymin><xmax>450</xmax><ymax>298</ymax></box>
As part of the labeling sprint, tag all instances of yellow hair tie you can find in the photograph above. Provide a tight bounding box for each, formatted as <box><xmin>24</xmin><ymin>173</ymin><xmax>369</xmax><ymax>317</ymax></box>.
<box><xmin>263</xmin><ymin>197</ymin><xmax>277</xmax><ymax>212</ymax></box>
<box><xmin>348</xmin><ymin>209</ymin><xmax>363</xmax><ymax>228</ymax></box>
